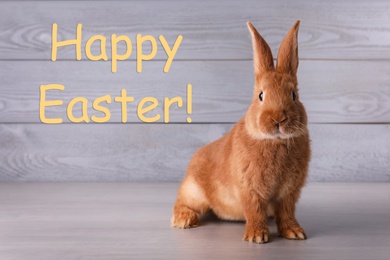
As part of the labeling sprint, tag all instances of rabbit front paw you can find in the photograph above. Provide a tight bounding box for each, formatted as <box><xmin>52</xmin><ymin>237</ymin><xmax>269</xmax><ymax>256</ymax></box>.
<box><xmin>280</xmin><ymin>225</ymin><xmax>307</xmax><ymax>240</ymax></box>
<box><xmin>243</xmin><ymin>227</ymin><xmax>269</xmax><ymax>244</ymax></box>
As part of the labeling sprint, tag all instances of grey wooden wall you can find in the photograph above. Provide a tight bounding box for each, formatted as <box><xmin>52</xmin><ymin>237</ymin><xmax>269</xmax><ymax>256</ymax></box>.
<box><xmin>0</xmin><ymin>0</ymin><xmax>389</xmax><ymax>182</ymax></box>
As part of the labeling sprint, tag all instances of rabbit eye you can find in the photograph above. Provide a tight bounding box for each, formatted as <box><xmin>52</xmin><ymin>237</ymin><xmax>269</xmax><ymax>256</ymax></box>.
<box><xmin>292</xmin><ymin>91</ymin><xmax>297</xmax><ymax>101</ymax></box>
<box><xmin>259</xmin><ymin>92</ymin><xmax>264</xmax><ymax>101</ymax></box>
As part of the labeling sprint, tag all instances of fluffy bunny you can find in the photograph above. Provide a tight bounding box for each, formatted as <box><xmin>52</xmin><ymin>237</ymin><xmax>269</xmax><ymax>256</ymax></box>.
<box><xmin>171</xmin><ymin>20</ymin><xmax>310</xmax><ymax>244</ymax></box>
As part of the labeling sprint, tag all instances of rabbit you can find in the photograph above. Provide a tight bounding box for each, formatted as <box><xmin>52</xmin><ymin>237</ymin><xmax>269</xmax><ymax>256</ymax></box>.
<box><xmin>171</xmin><ymin>20</ymin><xmax>310</xmax><ymax>244</ymax></box>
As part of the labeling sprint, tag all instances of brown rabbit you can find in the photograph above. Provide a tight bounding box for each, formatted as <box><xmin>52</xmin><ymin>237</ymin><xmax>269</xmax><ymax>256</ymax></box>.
<box><xmin>171</xmin><ymin>20</ymin><xmax>310</xmax><ymax>244</ymax></box>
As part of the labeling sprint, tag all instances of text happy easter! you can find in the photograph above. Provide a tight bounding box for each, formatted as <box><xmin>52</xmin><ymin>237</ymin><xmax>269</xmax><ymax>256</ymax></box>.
<box><xmin>40</xmin><ymin>24</ymin><xmax>192</xmax><ymax>124</ymax></box>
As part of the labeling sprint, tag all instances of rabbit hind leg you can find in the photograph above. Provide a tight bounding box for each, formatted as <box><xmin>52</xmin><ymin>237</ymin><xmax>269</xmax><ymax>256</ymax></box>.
<box><xmin>171</xmin><ymin>176</ymin><xmax>209</xmax><ymax>228</ymax></box>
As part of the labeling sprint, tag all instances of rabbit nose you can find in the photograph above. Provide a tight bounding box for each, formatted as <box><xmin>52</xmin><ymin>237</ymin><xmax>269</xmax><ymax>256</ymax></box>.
<box><xmin>273</xmin><ymin>117</ymin><xmax>287</xmax><ymax>126</ymax></box>
<box><xmin>273</xmin><ymin>117</ymin><xmax>287</xmax><ymax>130</ymax></box>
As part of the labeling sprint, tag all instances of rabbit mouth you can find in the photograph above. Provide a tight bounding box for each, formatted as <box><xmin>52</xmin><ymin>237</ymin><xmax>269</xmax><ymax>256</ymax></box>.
<box><xmin>259</xmin><ymin>121</ymin><xmax>306</xmax><ymax>140</ymax></box>
<box><xmin>276</xmin><ymin>121</ymin><xmax>307</xmax><ymax>139</ymax></box>
<box><xmin>245</xmin><ymin>113</ymin><xmax>307</xmax><ymax>140</ymax></box>
<box><xmin>248</xmin><ymin>128</ymin><xmax>302</xmax><ymax>140</ymax></box>
<box><xmin>273</xmin><ymin>130</ymin><xmax>300</xmax><ymax>139</ymax></box>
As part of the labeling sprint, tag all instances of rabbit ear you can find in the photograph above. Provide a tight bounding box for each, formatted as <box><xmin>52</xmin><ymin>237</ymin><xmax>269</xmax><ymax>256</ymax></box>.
<box><xmin>247</xmin><ymin>22</ymin><xmax>275</xmax><ymax>75</ymax></box>
<box><xmin>276</xmin><ymin>20</ymin><xmax>300</xmax><ymax>75</ymax></box>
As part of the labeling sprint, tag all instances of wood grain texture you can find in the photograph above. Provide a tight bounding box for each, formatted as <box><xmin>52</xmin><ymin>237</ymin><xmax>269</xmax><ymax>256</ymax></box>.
<box><xmin>0</xmin><ymin>0</ymin><xmax>389</xmax><ymax>60</ymax></box>
<box><xmin>0</xmin><ymin>183</ymin><xmax>389</xmax><ymax>259</ymax></box>
<box><xmin>1</xmin><ymin>60</ymin><xmax>390</xmax><ymax>123</ymax></box>
<box><xmin>0</xmin><ymin>124</ymin><xmax>389</xmax><ymax>182</ymax></box>
<box><xmin>0</xmin><ymin>1</ymin><xmax>389</xmax><ymax>184</ymax></box>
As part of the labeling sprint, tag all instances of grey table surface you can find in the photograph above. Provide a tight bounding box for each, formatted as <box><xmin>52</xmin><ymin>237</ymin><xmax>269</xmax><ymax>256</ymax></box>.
<box><xmin>0</xmin><ymin>182</ymin><xmax>389</xmax><ymax>260</ymax></box>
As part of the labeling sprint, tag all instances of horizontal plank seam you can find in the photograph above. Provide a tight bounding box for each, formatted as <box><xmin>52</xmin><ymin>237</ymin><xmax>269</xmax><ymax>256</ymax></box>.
<box><xmin>0</xmin><ymin>122</ymin><xmax>389</xmax><ymax>125</ymax></box>
<box><xmin>1</xmin><ymin>58</ymin><xmax>390</xmax><ymax>62</ymax></box>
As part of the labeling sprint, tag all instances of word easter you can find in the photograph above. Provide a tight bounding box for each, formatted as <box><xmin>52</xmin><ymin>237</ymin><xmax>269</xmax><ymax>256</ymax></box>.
<box><xmin>40</xmin><ymin>84</ymin><xmax>193</xmax><ymax>124</ymax></box>
<box><xmin>52</xmin><ymin>23</ymin><xmax>183</xmax><ymax>73</ymax></box>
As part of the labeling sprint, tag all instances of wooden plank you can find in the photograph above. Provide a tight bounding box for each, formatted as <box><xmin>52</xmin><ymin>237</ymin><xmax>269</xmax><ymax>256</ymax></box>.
<box><xmin>0</xmin><ymin>0</ymin><xmax>390</xmax><ymax>60</ymax></box>
<box><xmin>0</xmin><ymin>183</ymin><xmax>389</xmax><ymax>259</ymax></box>
<box><xmin>1</xmin><ymin>60</ymin><xmax>390</xmax><ymax>123</ymax></box>
<box><xmin>0</xmin><ymin>123</ymin><xmax>389</xmax><ymax>182</ymax></box>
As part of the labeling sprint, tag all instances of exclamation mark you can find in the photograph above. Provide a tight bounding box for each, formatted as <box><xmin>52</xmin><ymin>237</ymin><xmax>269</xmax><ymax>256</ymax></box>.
<box><xmin>186</xmin><ymin>83</ymin><xmax>192</xmax><ymax>123</ymax></box>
